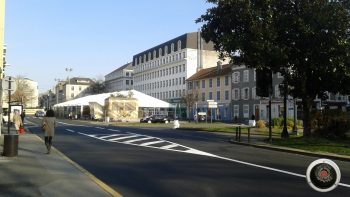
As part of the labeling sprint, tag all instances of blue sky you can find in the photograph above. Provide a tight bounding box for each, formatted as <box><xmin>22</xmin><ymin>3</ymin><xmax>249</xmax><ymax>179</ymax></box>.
<box><xmin>4</xmin><ymin>0</ymin><xmax>213</xmax><ymax>93</ymax></box>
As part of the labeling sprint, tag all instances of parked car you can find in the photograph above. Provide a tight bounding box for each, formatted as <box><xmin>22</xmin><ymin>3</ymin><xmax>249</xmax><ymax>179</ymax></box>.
<box><xmin>140</xmin><ymin>115</ymin><xmax>155</xmax><ymax>123</ymax></box>
<box><xmin>35</xmin><ymin>110</ymin><xmax>45</xmax><ymax>117</ymax></box>
<box><xmin>151</xmin><ymin>115</ymin><xmax>171</xmax><ymax>123</ymax></box>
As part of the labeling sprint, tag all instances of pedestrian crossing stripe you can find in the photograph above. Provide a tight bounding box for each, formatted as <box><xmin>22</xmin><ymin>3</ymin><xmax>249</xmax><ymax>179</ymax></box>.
<box><xmin>78</xmin><ymin>132</ymin><xmax>215</xmax><ymax>157</ymax></box>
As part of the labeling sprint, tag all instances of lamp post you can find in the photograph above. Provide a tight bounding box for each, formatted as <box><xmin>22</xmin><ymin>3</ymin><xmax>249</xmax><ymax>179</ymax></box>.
<box><xmin>65</xmin><ymin>68</ymin><xmax>73</xmax><ymax>84</ymax></box>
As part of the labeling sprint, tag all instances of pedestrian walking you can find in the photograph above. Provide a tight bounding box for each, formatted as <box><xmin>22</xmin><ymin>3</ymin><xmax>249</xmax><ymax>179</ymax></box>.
<box><xmin>42</xmin><ymin>109</ymin><xmax>57</xmax><ymax>154</ymax></box>
<box><xmin>12</xmin><ymin>110</ymin><xmax>23</xmax><ymax>134</ymax></box>
<box><xmin>20</xmin><ymin>110</ymin><xmax>26</xmax><ymax>123</ymax></box>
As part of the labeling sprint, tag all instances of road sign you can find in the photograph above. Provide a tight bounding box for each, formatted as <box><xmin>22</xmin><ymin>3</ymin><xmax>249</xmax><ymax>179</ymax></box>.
<box><xmin>208</xmin><ymin>101</ymin><xmax>217</xmax><ymax>108</ymax></box>
<box><xmin>2</xmin><ymin>76</ymin><xmax>16</xmax><ymax>91</ymax></box>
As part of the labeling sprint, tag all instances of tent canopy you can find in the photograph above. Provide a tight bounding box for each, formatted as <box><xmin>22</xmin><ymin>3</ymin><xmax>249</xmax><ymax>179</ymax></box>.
<box><xmin>54</xmin><ymin>90</ymin><xmax>175</xmax><ymax>108</ymax></box>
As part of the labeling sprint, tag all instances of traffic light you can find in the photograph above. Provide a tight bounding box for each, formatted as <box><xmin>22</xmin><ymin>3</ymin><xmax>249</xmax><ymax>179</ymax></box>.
<box><xmin>256</xmin><ymin>69</ymin><xmax>272</xmax><ymax>97</ymax></box>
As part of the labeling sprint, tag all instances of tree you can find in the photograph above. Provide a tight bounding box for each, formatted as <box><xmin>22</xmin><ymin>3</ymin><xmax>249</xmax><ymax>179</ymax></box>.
<box><xmin>90</xmin><ymin>79</ymin><xmax>105</xmax><ymax>94</ymax></box>
<box><xmin>180</xmin><ymin>88</ymin><xmax>199</xmax><ymax>120</ymax></box>
<box><xmin>197</xmin><ymin>0</ymin><xmax>350</xmax><ymax>137</ymax></box>
<box><xmin>5</xmin><ymin>76</ymin><xmax>36</xmax><ymax>107</ymax></box>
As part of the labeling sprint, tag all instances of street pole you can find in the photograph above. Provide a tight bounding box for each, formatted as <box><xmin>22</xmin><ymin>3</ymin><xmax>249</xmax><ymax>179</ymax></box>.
<box><xmin>281</xmin><ymin>81</ymin><xmax>289</xmax><ymax>139</ymax></box>
<box><xmin>293</xmin><ymin>98</ymin><xmax>298</xmax><ymax>134</ymax></box>
<box><xmin>7</xmin><ymin>76</ymin><xmax>11</xmax><ymax>134</ymax></box>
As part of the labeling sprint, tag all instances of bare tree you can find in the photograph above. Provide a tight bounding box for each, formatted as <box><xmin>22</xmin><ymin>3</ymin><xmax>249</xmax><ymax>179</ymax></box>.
<box><xmin>180</xmin><ymin>88</ymin><xmax>199</xmax><ymax>120</ymax></box>
<box><xmin>4</xmin><ymin>76</ymin><xmax>36</xmax><ymax>107</ymax></box>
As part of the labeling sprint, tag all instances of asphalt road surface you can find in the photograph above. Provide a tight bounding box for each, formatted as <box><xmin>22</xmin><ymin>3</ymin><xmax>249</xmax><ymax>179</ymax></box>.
<box><xmin>26</xmin><ymin>117</ymin><xmax>350</xmax><ymax>197</ymax></box>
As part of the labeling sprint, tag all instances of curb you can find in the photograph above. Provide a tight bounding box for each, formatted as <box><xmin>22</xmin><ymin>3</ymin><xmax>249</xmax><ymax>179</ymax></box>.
<box><xmin>29</xmin><ymin>132</ymin><xmax>123</xmax><ymax>197</ymax></box>
<box><xmin>229</xmin><ymin>139</ymin><xmax>350</xmax><ymax>162</ymax></box>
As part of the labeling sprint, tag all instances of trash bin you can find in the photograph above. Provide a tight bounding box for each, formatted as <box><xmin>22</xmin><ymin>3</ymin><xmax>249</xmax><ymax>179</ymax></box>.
<box><xmin>3</xmin><ymin>134</ymin><xmax>18</xmax><ymax>157</ymax></box>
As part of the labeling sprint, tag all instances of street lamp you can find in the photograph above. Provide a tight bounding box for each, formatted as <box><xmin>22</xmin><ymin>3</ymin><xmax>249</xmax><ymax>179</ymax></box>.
<box><xmin>65</xmin><ymin>68</ymin><xmax>73</xmax><ymax>84</ymax></box>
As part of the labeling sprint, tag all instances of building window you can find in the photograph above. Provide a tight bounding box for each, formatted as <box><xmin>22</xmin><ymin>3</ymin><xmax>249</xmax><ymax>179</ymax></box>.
<box><xmin>171</xmin><ymin>43</ymin><xmax>174</xmax><ymax>53</ymax></box>
<box><xmin>225</xmin><ymin>76</ymin><xmax>229</xmax><ymax>86</ymax></box>
<box><xmin>243</xmin><ymin>70</ymin><xmax>249</xmax><ymax>82</ymax></box>
<box><xmin>179</xmin><ymin>65</ymin><xmax>182</xmax><ymax>72</ymax></box>
<box><xmin>177</xmin><ymin>40</ymin><xmax>182</xmax><ymax>50</ymax></box>
<box><xmin>165</xmin><ymin>46</ymin><xmax>168</xmax><ymax>55</ymax></box>
<box><xmin>71</xmin><ymin>93</ymin><xmax>74</xmax><ymax>98</ymax></box>
<box><xmin>183</xmin><ymin>77</ymin><xmax>185</xmax><ymax>84</ymax></box>
<box><xmin>79</xmin><ymin>86</ymin><xmax>82</xmax><ymax>91</ymax></box>
<box><xmin>242</xmin><ymin>87</ymin><xmax>249</xmax><ymax>100</ymax></box>
<box><xmin>202</xmin><ymin>80</ymin><xmax>205</xmax><ymax>88</ymax></box>
<box><xmin>217</xmin><ymin>77</ymin><xmax>220</xmax><ymax>87</ymax></box>
<box><xmin>233</xmin><ymin>88</ymin><xmax>240</xmax><ymax>100</ymax></box>
<box><xmin>225</xmin><ymin>90</ymin><xmax>229</xmax><ymax>100</ymax></box>
<box><xmin>159</xmin><ymin>48</ymin><xmax>162</xmax><ymax>56</ymax></box>
<box><xmin>183</xmin><ymin>64</ymin><xmax>186</xmax><ymax>72</ymax></box>
<box><xmin>217</xmin><ymin>91</ymin><xmax>221</xmax><ymax>101</ymax></box>
<box><xmin>209</xmin><ymin>79</ymin><xmax>213</xmax><ymax>88</ymax></box>
<box><xmin>243</xmin><ymin>105</ymin><xmax>249</xmax><ymax>118</ymax></box>
<box><xmin>209</xmin><ymin>92</ymin><xmax>213</xmax><ymax>100</ymax></box>
<box><xmin>195</xmin><ymin>81</ymin><xmax>200</xmax><ymax>89</ymax></box>
<box><xmin>202</xmin><ymin>92</ymin><xmax>205</xmax><ymax>101</ymax></box>
<box><xmin>71</xmin><ymin>86</ymin><xmax>74</xmax><ymax>91</ymax></box>
<box><xmin>233</xmin><ymin>72</ymin><xmax>240</xmax><ymax>83</ymax></box>
<box><xmin>233</xmin><ymin>105</ymin><xmax>239</xmax><ymax>119</ymax></box>
<box><xmin>275</xmin><ymin>85</ymin><xmax>281</xmax><ymax>98</ymax></box>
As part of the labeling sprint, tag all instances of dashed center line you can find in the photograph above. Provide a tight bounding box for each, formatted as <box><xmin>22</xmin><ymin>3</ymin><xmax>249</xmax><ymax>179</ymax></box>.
<box><xmin>66</xmin><ymin>129</ymin><xmax>75</xmax><ymax>133</ymax></box>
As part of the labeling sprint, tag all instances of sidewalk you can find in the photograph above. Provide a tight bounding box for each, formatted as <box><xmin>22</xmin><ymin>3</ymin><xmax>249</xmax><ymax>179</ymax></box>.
<box><xmin>0</xmin><ymin>126</ymin><xmax>122</xmax><ymax>197</ymax></box>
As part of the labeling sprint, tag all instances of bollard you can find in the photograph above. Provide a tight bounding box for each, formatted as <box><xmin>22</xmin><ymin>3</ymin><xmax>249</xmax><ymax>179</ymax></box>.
<box><xmin>248</xmin><ymin>127</ymin><xmax>251</xmax><ymax>143</ymax></box>
<box><xmin>238</xmin><ymin>126</ymin><xmax>241</xmax><ymax>142</ymax></box>
<box><xmin>235</xmin><ymin>127</ymin><xmax>239</xmax><ymax>141</ymax></box>
<box><xmin>3</xmin><ymin>134</ymin><xmax>19</xmax><ymax>157</ymax></box>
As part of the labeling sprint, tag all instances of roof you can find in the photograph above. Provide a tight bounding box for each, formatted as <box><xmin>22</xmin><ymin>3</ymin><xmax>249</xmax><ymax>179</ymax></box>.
<box><xmin>54</xmin><ymin>90</ymin><xmax>175</xmax><ymax>108</ymax></box>
<box><xmin>187</xmin><ymin>64</ymin><xmax>231</xmax><ymax>81</ymax></box>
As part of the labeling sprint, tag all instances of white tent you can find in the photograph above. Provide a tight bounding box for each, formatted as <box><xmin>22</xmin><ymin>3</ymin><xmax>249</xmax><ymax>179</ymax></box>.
<box><xmin>53</xmin><ymin>90</ymin><xmax>175</xmax><ymax>108</ymax></box>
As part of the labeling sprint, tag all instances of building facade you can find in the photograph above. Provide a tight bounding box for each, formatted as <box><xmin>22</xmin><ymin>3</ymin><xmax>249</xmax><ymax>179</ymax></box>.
<box><xmin>187</xmin><ymin>63</ymin><xmax>232</xmax><ymax>121</ymax></box>
<box><xmin>132</xmin><ymin>32</ymin><xmax>229</xmax><ymax>106</ymax></box>
<box><xmin>104</xmin><ymin>62</ymin><xmax>133</xmax><ymax>92</ymax></box>
<box><xmin>231</xmin><ymin>65</ymin><xmax>296</xmax><ymax>123</ymax></box>
<box><xmin>57</xmin><ymin>77</ymin><xmax>95</xmax><ymax>103</ymax></box>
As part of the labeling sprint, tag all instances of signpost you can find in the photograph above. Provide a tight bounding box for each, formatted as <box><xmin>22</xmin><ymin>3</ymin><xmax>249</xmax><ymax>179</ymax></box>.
<box><xmin>3</xmin><ymin>76</ymin><xmax>18</xmax><ymax>157</ymax></box>
<box><xmin>207</xmin><ymin>100</ymin><xmax>217</xmax><ymax>123</ymax></box>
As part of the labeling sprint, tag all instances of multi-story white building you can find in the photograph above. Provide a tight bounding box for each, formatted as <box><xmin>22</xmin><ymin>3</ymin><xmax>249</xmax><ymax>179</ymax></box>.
<box><xmin>104</xmin><ymin>62</ymin><xmax>133</xmax><ymax>92</ymax></box>
<box><xmin>132</xmin><ymin>32</ymin><xmax>228</xmax><ymax>104</ymax></box>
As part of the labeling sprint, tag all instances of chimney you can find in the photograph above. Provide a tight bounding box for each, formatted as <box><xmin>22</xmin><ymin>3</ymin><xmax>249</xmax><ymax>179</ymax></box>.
<box><xmin>217</xmin><ymin>61</ymin><xmax>222</xmax><ymax>73</ymax></box>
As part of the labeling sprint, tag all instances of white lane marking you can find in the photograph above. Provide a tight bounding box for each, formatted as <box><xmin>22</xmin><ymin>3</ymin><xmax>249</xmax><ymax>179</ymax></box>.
<box><xmin>139</xmin><ymin>140</ymin><xmax>165</xmax><ymax>146</ymax></box>
<box><xmin>123</xmin><ymin>137</ymin><xmax>154</xmax><ymax>143</ymax></box>
<box><xmin>99</xmin><ymin>134</ymin><xmax>122</xmax><ymax>139</ymax></box>
<box><xmin>109</xmin><ymin>135</ymin><xmax>139</xmax><ymax>141</ymax></box>
<box><xmin>107</xmin><ymin>129</ymin><xmax>120</xmax><ymax>132</ymax></box>
<box><xmin>95</xmin><ymin>127</ymin><xmax>105</xmax><ymax>130</ymax></box>
<box><xmin>76</xmin><ymin>131</ymin><xmax>350</xmax><ymax>188</ymax></box>
<box><xmin>66</xmin><ymin>129</ymin><xmax>75</xmax><ymax>133</ymax></box>
<box><xmin>339</xmin><ymin>183</ymin><xmax>350</xmax><ymax>188</ymax></box>
<box><xmin>160</xmin><ymin>144</ymin><xmax>178</xmax><ymax>149</ymax></box>
<box><xmin>58</xmin><ymin>122</ymin><xmax>92</xmax><ymax>128</ymax></box>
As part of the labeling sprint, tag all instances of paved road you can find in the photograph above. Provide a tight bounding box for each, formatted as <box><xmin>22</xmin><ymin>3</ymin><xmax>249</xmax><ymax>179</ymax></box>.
<box><xmin>26</xmin><ymin>117</ymin><xmax>350</xmax><ymax>197</ymax></box>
